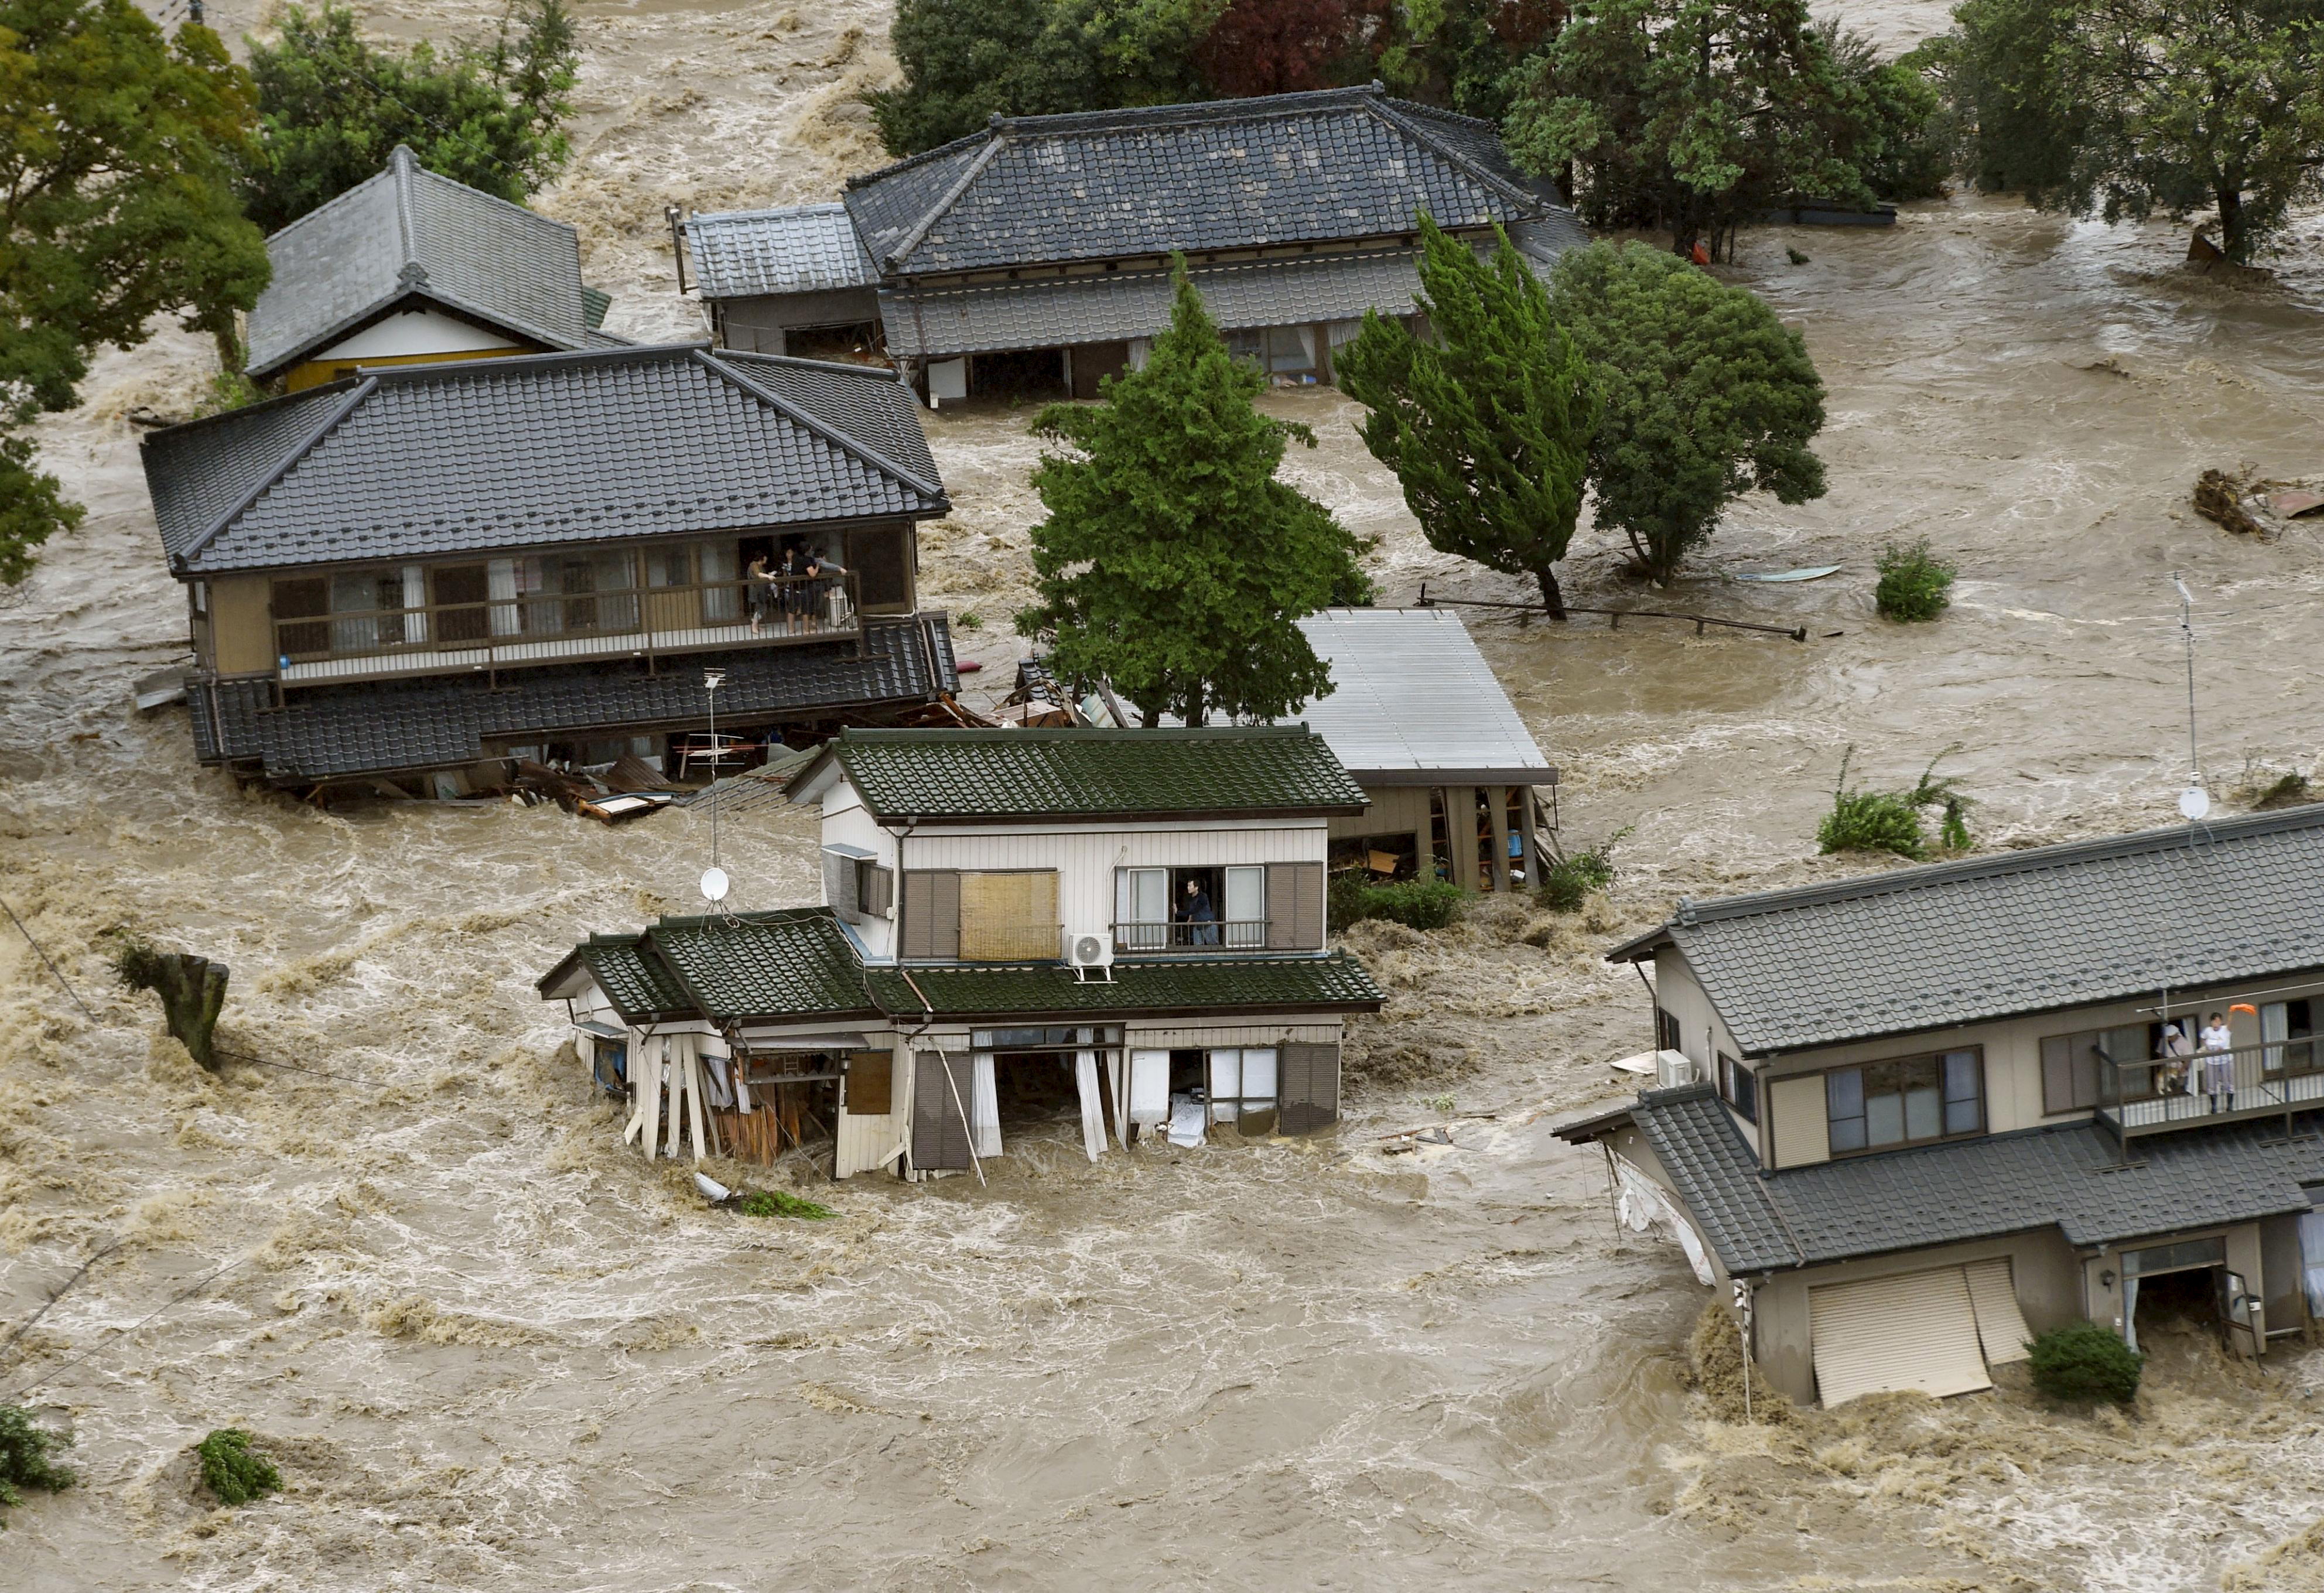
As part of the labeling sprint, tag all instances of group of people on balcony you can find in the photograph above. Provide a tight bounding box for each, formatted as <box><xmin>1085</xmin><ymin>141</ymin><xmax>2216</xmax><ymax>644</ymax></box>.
<box><xmin>2155</xmin><ymin>1013</ymin><xmax>2240</xmax><ymax>1113</ymax></box>
<box><xmin>743</xmin><ymin>543</ymin><xmax>845</xmax><ymax>637</ymax></box>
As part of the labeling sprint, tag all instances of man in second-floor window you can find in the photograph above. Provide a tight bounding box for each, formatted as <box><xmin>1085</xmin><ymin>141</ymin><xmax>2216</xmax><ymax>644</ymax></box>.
<box><xmin>1179</xmin><ymin>878</ymin><xmax>1219</xmax><ymax>946</ymax></box>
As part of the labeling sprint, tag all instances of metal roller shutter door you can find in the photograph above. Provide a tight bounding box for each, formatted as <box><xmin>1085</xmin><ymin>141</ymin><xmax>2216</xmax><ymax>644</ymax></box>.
<box><xmin>1964</xmin><ymin>1257</ymin><xmax>2034</xmax><ymax>1365</ymax></box>
<box><xmin>1810</xmin><ymin>1266</ymin><xmax>1993</xmax><ymax>1407</ymax></box>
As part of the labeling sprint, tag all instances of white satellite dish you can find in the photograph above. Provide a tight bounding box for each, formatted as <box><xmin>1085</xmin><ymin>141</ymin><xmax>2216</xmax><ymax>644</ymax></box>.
<box><xmin>700</xmin><ymin>865</ymin><xmax>731</xmax><ymax>904</ymax></box>
<box><xmin>2178</xmin><ymin>787</ymin><xmax>2210</xmax><ymax>821</ymax></box>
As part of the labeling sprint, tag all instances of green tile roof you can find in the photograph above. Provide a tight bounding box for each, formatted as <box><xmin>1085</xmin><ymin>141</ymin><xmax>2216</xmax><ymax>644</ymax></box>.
<box><xmin>544</xmin><ymin>908</ymin><xmax>1385</xmax><ymax>1024</ymax></box>
<box><xmin>812</xmin><ymin>727</ymin><xmax>1369</xmax><ymax>821</ymax></box>
<box><xmin>575</xmin><ymin>935</ymin><xmax>695</xmax><ymax>1022</ymax></box>
<box><xmin>862</xmin><ymin>954</ymin><xmax>1385</xmax><ymax>1018</ymax></box>
<box><xmin>645</xmin><ymin>908</ymin><xmax>882</xmax><ymax>1023</ymax></box>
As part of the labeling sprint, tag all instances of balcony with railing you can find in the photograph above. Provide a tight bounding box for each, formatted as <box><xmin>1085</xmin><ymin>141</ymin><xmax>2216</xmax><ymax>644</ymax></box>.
<box><xmin>266</xmin><ymin>570</ymin><xmax>858</xmax><ymax>686</ymax></box>
<box><xmin>1112</xmin><ymin>919</ymin><xmax>1269</xmax><ymax>955</ymax></box>
<box><xmin>2096</xmin><ymin>1034</ymin><xmax>2324</xmax><ymax>1138</ymax></box>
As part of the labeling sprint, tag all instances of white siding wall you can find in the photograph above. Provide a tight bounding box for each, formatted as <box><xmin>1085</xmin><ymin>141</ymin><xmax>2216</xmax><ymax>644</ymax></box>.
<box><xmin>317</xmin><ymin>306</ymin><xmax>525</xmax><ymax>358</ymax></box>
<box><xmin>896</xmin><ymin>819</ymin><xmax>1329</xmax><ymax>951</ymax></box>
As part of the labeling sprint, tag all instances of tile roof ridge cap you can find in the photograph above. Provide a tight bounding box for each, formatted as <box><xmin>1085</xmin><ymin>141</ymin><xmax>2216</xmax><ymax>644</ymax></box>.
<box><xmin>699</xmin><ymin>348</ymin><xmax>944</xmax><ymax>501</ymax></box>
<box><xmin>846</xmin><ymin>127</ymin><xmax>994</xmax><ymax>190</ymax></box>
<box><xmin>405</xmin><ymin>156</ymin><xmax>578</xmax><ymax>241</ymax></box>
<box><xmin>1361</xmin><ymin>95</ymin><xmax>1547</xmax><ymax>216</ymax></box>
<box><xmin>986</xmin><ymin>84</ymin><xmax>1386</xmax><ymax>135</ymax></box>
<box><xmin>361</xmin><ymin>340</ymin><xmax>709</xmax><ymax>383</ymax></box>
<box><xmin>1674</xmin><ymin>806</ymin><xmax>2324</xmax><ymax>927</ymax></box>
<box><xmin>175</xmin><ymin>377</ymin><xmax>378</xmax><ymax>570</ymax></box>
<box><xmin>714</xmin><ymin>349</ymin><xmax>912</xmax><ymax>382</ymax></box>
<box><xmin>690</xmin><ymin>199</ymin><xmax>852</xmax><ymax>224</ymax></box>
<box><xmin>880</xmin><ymin>134</ymin><xmax>1011</xmax><ymax>271</ymax></box>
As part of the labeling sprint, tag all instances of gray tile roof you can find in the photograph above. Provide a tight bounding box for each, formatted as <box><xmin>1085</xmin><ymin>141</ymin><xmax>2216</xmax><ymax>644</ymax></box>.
<box><xmin>189</xmin><ymin>619</ymin><xmax>957</xmax><ymax>781</ymax></box>
<box><xmin>800</xmin><ymin>726</ymin><xmax>1369</xmax><ymax>822</ymax></box>
<box><xmin>1289</xmin><ymin>609</ymin><xmax>1553</xmax><ymax>782</ymax></box>
<box><xmin>1561</xmin><ymin>1085</ymin><xmax>2324</xmax><ymax>1275</ymax></box>
<box><xmin>686</xmin><ymin>203</ymin><xmax>880</xmax><ymax>298</ymax></box>
<box><xmin>246</xmin><ymin>146</ymin><xmax>628</xmax><ymax>378</ymax></box>
<box><xmin>880</xmin><ymin>245</ymin><xmax>1450</xmax><ymax>360</ymax></box>
<box><xmin>1612</xmin><ymin>805</ymin><xmax>2324</xmax><ymax>1057</ymax></box>
<box><xmin>844</xmin><ymin>85</ymin><xmax>1571</xmax><ymax>276</ymax></box>
<box><xmin>539</xmin><ymin>911</ymin><xmax>1382</xmax><ymax>1025</ymax></box>
<box><xmin>142</xmin><ymin>345</ymin><xmax>948</xmax><ymax>575</ymax></box>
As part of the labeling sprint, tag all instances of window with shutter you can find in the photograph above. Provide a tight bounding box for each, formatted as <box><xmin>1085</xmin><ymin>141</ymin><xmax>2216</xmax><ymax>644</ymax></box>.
<box><xmin>857</xmin><ymin>861</ymin><xmax>894</xmax><ymax>917</ymax></box>
<box><xmin>958</xmin><ymin>870</ymin><xmax>1059</xmax><ymax>961</ymax></box>
<box><xmin>822</xmin><ymin>848</ymin><xmax>859</xmax><ymax>922</ymax></box>
<box><xmin>900</xmin><ymin>871</ymin><xmax>961</xmax><ymax>959</ymax></box>
<box><xmin>910</xmin><ymin>1051</ymin><xmax>972</xmax><ymax>1170</ymax></box>
<box><xmin>1277</xmin><ymin>1041</ymin><xmax>1339</xmax><ymax>1133</ymax></box>
<box><xmin>847</xmin><ymin>1050</ymin><xmax>893</xmax><ymax>1116</ymax></box>
<box><xmin>1266</xmin><ymin>862</ymin><xmax>1325</xmax><ymax>949</ymax></box>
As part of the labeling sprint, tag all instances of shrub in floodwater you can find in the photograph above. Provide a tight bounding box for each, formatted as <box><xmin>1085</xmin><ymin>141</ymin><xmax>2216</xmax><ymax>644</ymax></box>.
<box><xmin>195</xmin><ymin>1427</ymin><xmax>281</xmax><ymax>1507</ymax></box>
<box><xmin>739</xmin><ymin>1188</ymin><xmax>835</xmax><ymax>1221</ymax></box>
<box><xmin>0</xmin><ymin>1405</ymin><xmax>76</xmax><ymax>1526</ymax></box>
<box><xmin>1818</xmin><ymin>747</ymin><xmax>1974</xmax><ymax>860</ymax></box>
<box><xmin>1874</xmin><ymin>537</ymin><xmax>1956</xmax><ymax>621</ymax></box>
<box><xmin>1538</xmin><ymin>826</ymin><xmax>1633</xmax><ymax>912</ymax></box>
<box><xmin>1330</xmin><ymin>875</ymin><xmax>1465</xmax><ymax>932</ymax></box>
<box><xmin>2028</xmin><ymin>1322</ymin><xmax>2142</xmax><ymax>1405</ymax></box>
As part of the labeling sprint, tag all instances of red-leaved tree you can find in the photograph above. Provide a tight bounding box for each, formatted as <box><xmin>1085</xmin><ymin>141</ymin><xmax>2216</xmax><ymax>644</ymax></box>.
<box><xmin>1198</xmin><ymin>0</ymin><xmax>1384</xmax><ymax>99</ymax></box>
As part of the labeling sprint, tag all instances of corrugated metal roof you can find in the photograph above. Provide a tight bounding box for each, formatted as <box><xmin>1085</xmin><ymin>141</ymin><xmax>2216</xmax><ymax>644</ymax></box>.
<box><xmin>1560</xmin><ymin>1085</ymin><xmax>2324</xmax><ymax>1275</ymax></box>
<box><xmin>844</xmin><ymin>85</ymin><xmax>1568</xmax><ymax>276</ymax></box>
<box><xmin>1289</xmin><ymin>609</ymin><xmax>1552</xmax><ymax>782</ymax></box>
<box><xmin>803</xmin><ymin>726</ymin><xmax>1369</xmax><ymax>821</ymax></box>
<box><xmin>1615</xmin><ymin>805</ymin><xmax>2324</xmax><ymax>1056</ymax></box>
<box><xmin>247</xmin><ymin>146</ymin><xmax>628</xmax><ymax>378</ymax></box>
<box><xmin>686</xmin><ymin>203</ymin><xmax>881</xmax><ymax>298</ymax></box>
<box><xmin>142</xmin><ymin>345</ymin><xmax>947</xmax><ymax>574</ymax></box>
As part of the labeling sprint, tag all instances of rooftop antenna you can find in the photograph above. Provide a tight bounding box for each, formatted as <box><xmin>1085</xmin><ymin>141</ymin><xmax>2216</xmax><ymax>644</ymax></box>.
<box><xmin>2172</xmin><ymin>575</ymin><xmax>2208</xmax><ymax>822</ymax></box>
<box><xmin>700</xmin><ymin>668</ymin><xmax>730</xmax><ymax>908</ymax></box>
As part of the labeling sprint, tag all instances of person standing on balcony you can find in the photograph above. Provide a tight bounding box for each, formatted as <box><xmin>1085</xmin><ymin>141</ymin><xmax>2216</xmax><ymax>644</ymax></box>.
<box><xmin>1178</xmin><ymin>878</ymin><xmax>1219</xmax><ymax>946</ymax></box>
<box><xmin>2156</xmin><ymin>1022</ymin><xmax>2194</xmax><ymax>1095</ymax></box>
<box><xmin>745</xmin><ymin>553</ymin><xmax>777</xmax><ymax>637</ymax></box>
<box><xmin>2199</xmin><ymin>1012</ymin><xmax>2236</xmax><ymax>1112</ymax></box>
<box><xmin>777</xmin><ymin>543</ymin><xmax>806</xmax><ymax>635</ymax></box>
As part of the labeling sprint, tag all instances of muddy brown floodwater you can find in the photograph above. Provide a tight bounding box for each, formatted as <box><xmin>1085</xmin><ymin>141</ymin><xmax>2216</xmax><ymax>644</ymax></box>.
<box><xmin>5</xmin><ymin>2</ymin><xmax>2324</xmax><ymax>1588</ymax></box>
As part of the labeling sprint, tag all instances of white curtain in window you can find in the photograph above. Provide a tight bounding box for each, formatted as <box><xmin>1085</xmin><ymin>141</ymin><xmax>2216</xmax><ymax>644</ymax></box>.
<box><xmin>2301</xmin><ymin>1209</ymin><xmax>2324</xmax><ymax>1315</ymax></box>
<box><xmin>330</xmin><ymin>570</ymin><xmax>380</xmax><ymax>654</ymax></box>
<box><xmin>1075</xmin><ymin>1050</ymin><xmax>1106</xmax><ymax>1161</ymax></box>
<box><xmin>2121</xmin><ymin>1274</ymin><xmax>2141</xmax><ymax>1354</ymax></box>
<box><xmin>1116</xmin><ymin>868</ymin><xmax>1168</xmax><ymax>950</ymax></box>
<box><xmin>1242</xmin><ymin>1047</ymin><xmax>1277</xmax><ymax>1107</ymax></box>
<box><xmin>2264</xmin><ymin>1001</ymin><xmax>2291</xmax><ymax>1071</ymax></box>
<box><xmin>402</xmin><ymin>565</ymin><xmax>428</xmax><ymax>645</ymax></box>
<box><xmin>1326</xmin><ymin>318</ymin><xmax>1366</xmax><ymax>348</ymax></box>
<box><xmin>970</xmin><ymin>1052</ymin><xmax>1002</xmax><ymax>1158</ymax></box>
<box><xmin>699</xmin><ymin>540</ymin><xmax>738</xmax><ymax>622</ymax></box>
<box><xmin>488</xmin><ymin>558</ymin><xmax>521</xmax><ymax>636</ymax></box>
<box><xmin>1127</xmin><ymin>337</ymin><xmax>1151</xmax><ymax>371</ymax></box>
<box><xmin>1127</xmin><ymin>1048</ymin><xmax>1170</xmax><ymax>1129</ymax></box>
<box><xmin>1223</xmin><ymin>866</ymin><xmax>1264</xmax><ymax>947</ymax></box>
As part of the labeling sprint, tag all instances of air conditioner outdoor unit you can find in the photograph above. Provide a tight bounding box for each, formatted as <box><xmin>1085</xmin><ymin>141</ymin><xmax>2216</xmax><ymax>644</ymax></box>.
<box><xmin>1654</xmin><ymin>1049</ymin><xmax>1696</xmax><ymax>1089</ymax></box>
<box><xmin>1066</xmin><ymin>929</ymin><xmax>1115</xmax><ymax>983</ymax></box>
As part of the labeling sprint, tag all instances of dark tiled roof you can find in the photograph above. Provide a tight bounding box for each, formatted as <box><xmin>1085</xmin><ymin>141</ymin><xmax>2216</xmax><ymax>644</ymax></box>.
<box><xmin>189</xmin><ymin>620</ymin><xmax>955</xmax><ymax>781</ymax></box>
<box><xmin>538</xmin><ymin>917</ymin><xmax>1382</xmax><ymax>1024</ymax></box>
<box><xmin>843</xmin><ymin>85</ymin><xmax>1567</xmax><ymax>275</ymax></box>
<box><xmin>805</xmin><ymin>727</ymin><xmax>1369</xmax><ymax>821</ymax></box>
<box><xmin>863</xmin><ymin>953</ymin><xmax>1385</xmax><ymax>1017</ymax></box>
<box><xmin>143</xmin><ymin>345</ymin><xmax>948</xmax><ymax>575</ymax></box>
<box><xmin>1559</xmin><ymin>1086</ymin><xmax>2324</xmax><ymax>1275</ymax></box>
<box><xmin>246</xmin><ymin>146</ymin><xmax>627</xmax><ymax>378</ymax></box>
<box><xmin>649</xmin><ymin>910</ymin><xmax>881</xmax><ymax>1022</ymax></box>
<box><xmin>1612</xmin><ymin>806</ymin><xmax>2324</xmax><ymax>1055</ymax></box>
<box><xmin>686</xmin><ymin>203</ymin><xmax>881</xmax><ymax>297</ymax></box>
<box><xmin>577</xmin><ymin>935</ymin><xmax>697</xmax><ymax>1023</ymax></box>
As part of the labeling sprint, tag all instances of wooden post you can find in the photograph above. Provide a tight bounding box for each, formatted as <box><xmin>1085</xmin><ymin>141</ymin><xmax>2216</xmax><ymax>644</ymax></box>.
<box><xmin>1486</xmin><ymin>784</ymin><xmax>1511</xmax><ymax>894</ymax></box>
<box><xmin>1447</xmin><ymin>785</ymin><xmax>1479</xmax><ymax>891</ymax></box>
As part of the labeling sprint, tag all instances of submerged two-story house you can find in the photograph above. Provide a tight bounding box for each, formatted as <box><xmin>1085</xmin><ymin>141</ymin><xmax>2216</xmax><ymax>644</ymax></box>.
<box><xmin>140</xmin><ymin>343</ymin><xmax>958</xmax><ymax>792</ymax></box>
<box><xmin>682</xmin><ymin>83</ymin><xmax>1587</xmax><ymax>401</ymax></box>
<box><xmin>537</xmin><ymin>727</ymin><xmax>1387</xmax><ymax>1181</ymax></box>
<box><xmin>1558</xmin><ymin>805</ymin><xmax>2324</xmax><ymax>1407</ymax></box>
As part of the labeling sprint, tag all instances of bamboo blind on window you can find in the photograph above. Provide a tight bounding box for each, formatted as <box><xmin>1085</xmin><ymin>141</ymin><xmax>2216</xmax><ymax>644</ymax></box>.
<box><xmin>958</xmin><ymin>870</ymin><xmax>1059</xmax><ymax>961</ymax></box>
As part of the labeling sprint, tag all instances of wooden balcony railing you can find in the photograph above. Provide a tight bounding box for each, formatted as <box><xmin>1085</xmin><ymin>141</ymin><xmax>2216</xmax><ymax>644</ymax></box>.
<box><xmin>2096</xmin><ymin>1034</ymin><xmax>2324</xmax><ymax>1138</ymax></box>
<box><xmin>266</xmin><ymin>572</ymin><xmax>858</xmax><ymax>686</ymax></box>
<box><xmin>1112</xmin><ymin>919</ymin><xmax>1269</xmax><ymax>953</ymax></box>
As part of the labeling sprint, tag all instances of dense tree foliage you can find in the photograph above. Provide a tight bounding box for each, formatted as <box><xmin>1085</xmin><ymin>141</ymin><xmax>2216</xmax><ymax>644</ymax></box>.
<box><xmin>1943</xmin><ymin>0</ymin><xmax>2323</xmax><ymax>261</ymax></box>
<box><xmin>1016</xmin><ymin>266</ymin><xmax>1368</xmax><ymax>727</ymax></box>
<box><xmin>1338</xmin><ymin>215</ymin><xmax>1595</xmax><ymax>617</ymax></box>
<box><xmin>871</xmin><ymin>0</ymin><xmax>1219</xmax><ymax>153</ymax></box>
<box><xmin>1549</xmin><ymin>242</ymin><xmax>1826</xmax><ymax>584</ymax></box>
<box><xmin>1503</xmin><ymin>0</ymin><xmax>1943</xmax><ymax>257</ymax></box>
<box><xmin>871</xmin><ymin>0</ymin><xmax>1567</xmax><ymax>155</ymax></box>
<box><xmin>239</xmin><ymin>1</ymin><xmax>580</xmax><ymax>233</ymax></box>
<box><xmin>1</xmin><ymin>0</ymin><xmax>268</xmax><ymax>585</ymax></box>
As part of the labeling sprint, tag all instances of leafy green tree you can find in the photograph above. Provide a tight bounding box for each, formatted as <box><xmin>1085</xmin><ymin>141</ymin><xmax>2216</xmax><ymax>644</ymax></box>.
<box><xmin>1502</xmin><ymin>0</ymin><xmax>1877</xmax><ymax>258</ymax></box>
<box><xmin>870</xmin><ymin>0</ymin><xmax>1219</xmax><ymax>156</ymax></box>
<box><xmin>1947</xmin><ymin>0</ymin><xmax>2323</xmax><ymax>261</ymax></box>
<box><xmin>1337</xmin><ymin>214</ymin><xmax>1595</xmax><ymax>618</ymax></box>
<box><xmin>1819</xmin><ymin>24</ymin><xmax>1952</xmax><ymax>201</ymax></box>
<box><xmin>1375</xmin><ymin>0</ymin><xmax>1566</xmax><ymax>124</ymax></box>
<box><xmin>1550</xmin><ymin>241</ymin><xmax>1825</xmax><ymax>584</ymax></box>
<box><xmin>1016</xmin><ymin>264</ymin><xmax>1368</xmax><ymax>726</ymax></box>
<box><xmin>239</xmin><ymin>1</ymin><xmax>580</xmax><ymax>233</ymax></box>
<box><xmin>1</xmin><ymin>0</ymin><xmax>268</xmax><ymax>586</ymax></box>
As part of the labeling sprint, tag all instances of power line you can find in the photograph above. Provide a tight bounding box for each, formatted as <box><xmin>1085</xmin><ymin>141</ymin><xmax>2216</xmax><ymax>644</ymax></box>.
<box><xmin>3</xmin><ymin>1252</ymin><xmax>249</xmax><ymax>1404</ymax></box>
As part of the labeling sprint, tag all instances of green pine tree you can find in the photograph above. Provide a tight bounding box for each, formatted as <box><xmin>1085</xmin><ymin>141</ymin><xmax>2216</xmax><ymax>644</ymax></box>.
<box><xmin>1016</xmin><ymin>264</ymin><xmax>1370</xmax><ymax>726</ymax></box>
<box><xmin>1335</xmin><ymin>214</ymin><xmax>1597</xmax><ymax>618</ymax></box>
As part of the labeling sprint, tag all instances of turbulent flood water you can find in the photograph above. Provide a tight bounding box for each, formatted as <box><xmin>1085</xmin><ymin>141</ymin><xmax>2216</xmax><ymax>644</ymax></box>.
<box><xmin>5</xmin><ymin>2</ymin><xmax>2324</xmax><ymax>1587</ymax></box>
